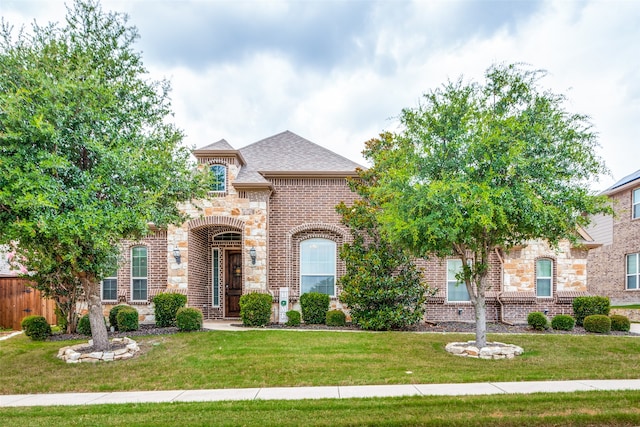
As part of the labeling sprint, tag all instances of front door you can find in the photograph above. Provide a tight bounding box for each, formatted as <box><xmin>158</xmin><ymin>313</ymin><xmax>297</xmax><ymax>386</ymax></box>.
<box><xmin>225</xmin><ymin>250</ymin><xmax>242</xmax><ymax>317</ymax></box>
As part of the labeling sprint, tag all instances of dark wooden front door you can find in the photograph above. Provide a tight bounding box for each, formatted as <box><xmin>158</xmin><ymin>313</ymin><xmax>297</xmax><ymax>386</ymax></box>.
<box><xmin>225</xmin><ymin>250</ymin><xmax>242</xmax><ymax>317</ymax></box>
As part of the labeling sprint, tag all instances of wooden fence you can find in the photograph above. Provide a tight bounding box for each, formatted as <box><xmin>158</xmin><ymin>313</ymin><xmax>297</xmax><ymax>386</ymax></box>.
<box><xmin>0</xmin><ymin>277</ymin><xmax>57</xmax><ymax>330</ymax></box>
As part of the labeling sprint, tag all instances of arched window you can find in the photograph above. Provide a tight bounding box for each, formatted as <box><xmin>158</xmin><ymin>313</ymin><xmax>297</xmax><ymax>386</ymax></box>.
<box><xmin>210</xmin><ymin>164</ymin><xmax>227</xmax><ymax>192</ymax></box>
<box><xmin>536</xmin><ymin>258</ymin><xmax>553</xmax><ymax>297</ymax></box>
<box><xmin>131</xmin><ymin>246</ymin><xmax>148</xmax><ymax>301</ymax></box>
<box><xmin>300</xmin><ymin>238</ymin><xmax>336</xmax><ymax>296</ymax></box>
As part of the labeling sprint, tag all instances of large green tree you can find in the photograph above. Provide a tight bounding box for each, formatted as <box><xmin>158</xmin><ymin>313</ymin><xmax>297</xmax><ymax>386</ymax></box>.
<box><xmin>365</xmin><ymin>64</ymin><xmax>610</xmax><ymax>348</ymax></box>
<box><xmin>337</xmin><ymin>168</ymin><xmax>431</xmax><ymax>331</ymax></box>
<box><xmin>0</xmin><ymin>0</ymin><xmax>210</xmax><ymax>349</ymax></box>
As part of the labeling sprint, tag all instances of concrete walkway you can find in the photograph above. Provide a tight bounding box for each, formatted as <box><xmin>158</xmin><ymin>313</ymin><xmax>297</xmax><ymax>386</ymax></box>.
<box><xmin>2</xmin><ymin>379</ymin><xmax>640</xmax><ymax>407</ymax></box>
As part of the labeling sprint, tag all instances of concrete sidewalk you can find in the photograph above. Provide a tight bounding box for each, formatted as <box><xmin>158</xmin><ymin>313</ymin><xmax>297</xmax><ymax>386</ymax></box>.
<box><xmin>2</xmin><ymin>379</ymin><xmax>640</xmax><ymax>407</ymax></box>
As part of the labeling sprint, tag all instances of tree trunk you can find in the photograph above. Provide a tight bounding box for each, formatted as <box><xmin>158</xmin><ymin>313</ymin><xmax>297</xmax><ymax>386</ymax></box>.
<box><xmin>474</xmin><ymin>293</ymin><xmax>487</xmax><ymax>348</ymax></box>
<box><xmin>80</xmin><ymin>274</ymin><xmax>109</xmax><ymax>351</ymax></box>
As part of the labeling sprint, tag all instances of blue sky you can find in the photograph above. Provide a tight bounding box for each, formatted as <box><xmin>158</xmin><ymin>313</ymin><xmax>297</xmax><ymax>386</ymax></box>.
<box><xmin>2</xmin><ymin>0</ymin><xmax>639</xmax><ymax>189</ymax></box>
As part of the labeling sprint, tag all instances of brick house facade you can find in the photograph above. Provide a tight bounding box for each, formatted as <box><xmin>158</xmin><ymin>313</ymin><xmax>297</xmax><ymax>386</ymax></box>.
<box><xmin>97</xmin><ymin>131</ymin><xmax>596</xmax><ymax>324</ymax></box>
<box><xmin>586</xmin><ymin>169</ymin><xmax>640</xmax><ymax>304</ymax></box>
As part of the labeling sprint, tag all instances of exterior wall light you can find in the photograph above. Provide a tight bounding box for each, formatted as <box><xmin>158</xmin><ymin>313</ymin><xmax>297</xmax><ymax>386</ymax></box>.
<box><xmin>173</xmin><ymin>247</ymin><xmax>181</xmax><ymax>264</ymax></box>
<box><xmin>249</xmin><ymin>247</ymin><xmax>257</xmax><ymax>265</ymax></box>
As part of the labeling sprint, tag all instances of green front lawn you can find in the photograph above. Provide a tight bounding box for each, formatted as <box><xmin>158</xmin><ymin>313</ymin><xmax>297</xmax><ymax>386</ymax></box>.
<box><xmin>1</xmin><ymin>391</ymin><xmax>640</xmax><ymax>426</ymax></box>
<box><xmin>1</xmin><ymin>330</ymin><xmax>639</xmax><ymax>395</ymax></box>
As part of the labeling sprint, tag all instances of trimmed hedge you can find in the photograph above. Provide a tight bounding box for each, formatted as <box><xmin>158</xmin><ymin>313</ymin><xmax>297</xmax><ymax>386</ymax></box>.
<box><xmin>610</xmin><ymin>314</ymin><xmax>631</xmax><ymax>332</ymax></box>
<box><xmin>527</xmin><ymin>311</ymin><xmax>549</xmax><ymax>331</ymax></box>
<box><xmin>573</xmin><ymin>296</ymin><xmax>610</xmax><ymax>326</ymax></box>
<box><xmin>551</xmin><ymin>314</ymin><xmax>575</xmax><ymax>331</ymax></box>
<box><xmin>153</xmin><ymin>292</ymin><xmax>187</xmax><ymax>327</ymax></box>
<box><xmin>109</xmin><ymin>304</ymin><xmax>131</xmax><ymax>331</ymax></box>
<box><xmin>300</xmin><ymin>292</ymin><xmax>330</xmax><ymax>324</ymax></box>
<box><xmin>285</xmin><ymin>310</ymin><xmax>301</xmax><ymax>327</ymax></box>
<box><xmin>176</xmin><ymin>307</ymin><xmax>203</xmax><ymax>331</ymax></box>
<box><xmin>326</xmin><ymin>310</ymin><xmax>346</xmax><ymax>327</ymax></box>
<box><xmin>116</xmin><ymin>307</ymin><xmax>139</xmax><ymax>332</ymax></box>
<box><xmin>21</xmin><ymin>315</ymin><xmax>51</xmax><ymax>341</ymax></box>
<box><xmin>239</xmin><ymin>293</ymin><xmax>273</xmax><ymax>326</ymax></box>
<box><xmin>583</xmin><ymin>314</ymin><xmax>611</xmax><ymax>334</ymax></box>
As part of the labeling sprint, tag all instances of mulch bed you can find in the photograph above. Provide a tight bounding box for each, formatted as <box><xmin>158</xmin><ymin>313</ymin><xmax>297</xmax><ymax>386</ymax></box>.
<box><xmin>46</xmin><ymin>321</ymin><xmax>638</xmax><ymax>341</ymax></box>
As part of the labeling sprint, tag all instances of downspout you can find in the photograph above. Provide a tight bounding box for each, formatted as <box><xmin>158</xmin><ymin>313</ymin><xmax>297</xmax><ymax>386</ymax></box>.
<box><xmin>495</xmin><ymin>247</ymin><xmax>514</xmax><ymax>326</ymax></box>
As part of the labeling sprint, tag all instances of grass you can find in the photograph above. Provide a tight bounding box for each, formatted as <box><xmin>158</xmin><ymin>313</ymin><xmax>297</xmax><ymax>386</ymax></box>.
<box><xmin>611</xmin><ymin>304</ymin><xmax>640</xmax><ymax>309</ymax></box>
<box><xmin>1</xmin><ymin>330</ymin><xmax>639</xmax><ymax>394</ymax></box>
<box><xmin>1</xmin><ymin>391</ymin><xmax>640</xmax><ymax>426</ymax></box>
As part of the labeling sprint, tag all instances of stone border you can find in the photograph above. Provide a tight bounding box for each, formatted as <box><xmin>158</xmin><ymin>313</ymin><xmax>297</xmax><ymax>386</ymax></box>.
<box><xmin>57</xmin><ymin>337</ymin><xmax>140</xmax><ymax>363</ymax></box>
<box><xmin>445</xmin><ymin>340</ymin><xmax>524</xmax><ymax>359</ymax></box>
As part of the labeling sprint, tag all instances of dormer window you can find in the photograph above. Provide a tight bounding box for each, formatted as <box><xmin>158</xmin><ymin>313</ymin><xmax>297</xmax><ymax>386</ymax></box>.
<box><xmin>633</xmin><ymin>188</ymin><xmax>640</xmax><ymax>219</ymax></box>
<box><xmin>210</xmin><ymin>165</ymin><xmax>227</xmax><ymax>192</ymax></box>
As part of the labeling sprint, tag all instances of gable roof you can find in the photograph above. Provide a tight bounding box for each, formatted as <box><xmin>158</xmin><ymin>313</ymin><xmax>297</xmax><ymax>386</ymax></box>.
<box><xmin>238</xmin><ymin>131</ymin><xmax>363</xmax><ymax>176</ymax></box>
<box><xmin>196</xmin><ymin>139</ymin><xmax>235</xmax><ymax>151</ymax></box>
<box><xmin>604</xmin><ymin>168</ymin><xmax>640</xmax><ymax>195</ymax></box>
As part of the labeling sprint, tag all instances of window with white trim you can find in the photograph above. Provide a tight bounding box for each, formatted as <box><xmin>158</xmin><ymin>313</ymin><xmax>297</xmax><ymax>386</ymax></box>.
<box><xmin>212</xmin><ymin>248</ymin><xmax>220</xmax><ymax>307</ymax></box>
<box><xmin>101</xmin><ymin>257</ymin><xmax>118</xmax><ymax>301</ymax></box>
<box><xmin>536</xmin><ymin>258</ymin><xmax>553</xmax><ymax>297</ymax></box>
<box><xmin>627</xmin><ymin>253</ymin><xmax>639</xmax><ymax>290</ymax></box>
<box><xmin>131</xmin><ymin>246</ymin><xmax>148</xmax><ymax>301</ymax></box>
<box><xmin>300</xmin><ymin>238</ymin><xmax>336</xmax><ymax>296</ymax></box>
<box><xmin>210</xmin><ymin>165</ymin><xmax>227</xmax><ymax>192</ymax></box>
<box><xmin>633</xmin><ymin>188</ymin><xmax>640</xmax><ymax>219</ymax></box>
<box><xmin>447</xmin><ymin>259</ymin><xmax>470</xmax><ymax>302</ymax></box>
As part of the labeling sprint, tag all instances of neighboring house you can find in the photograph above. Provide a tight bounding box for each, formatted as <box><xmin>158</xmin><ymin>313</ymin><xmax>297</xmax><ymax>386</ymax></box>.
<box><xmin>586</xmin><ymin>169</ymin><xmax>640</xmax><ymax>305</ymax></box>
<box><xmin>98</xmin><ymin>130</ymin><xmax>598</xmax><ymax>324</ymax></box>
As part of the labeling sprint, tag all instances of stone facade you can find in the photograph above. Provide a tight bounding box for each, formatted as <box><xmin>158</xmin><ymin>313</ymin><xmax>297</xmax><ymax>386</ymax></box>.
<box><xmin>587</xmin><ymin>171</ymin><xmax>640</xmax><ymax>304</ymax></box>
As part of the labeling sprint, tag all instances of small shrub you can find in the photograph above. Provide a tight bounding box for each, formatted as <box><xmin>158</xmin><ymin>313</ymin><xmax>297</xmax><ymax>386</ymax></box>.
<box><xmin>239</xmin><ymin>292</ymin><xmax>273</xmax><ymax>326</ymax></box>
<box><xmin>583</xmin><ymin>314</ymin><xmax>611</xmax><ymax>334</ymax></box>
<box><xmin>300</xmin><ymin>292</ymin><xmax>330</xmax><ymax>324</ymax></box>
<box><xmin>21</xmin><ymin>315</ymin><xmax>51</xmax><ymax>341</ymax></box>
<box><xmin>527</xmin><ymin>311</ymin><xmax>549</xmax><ymax>331</ymax></box>
<box><xmin>153</xmin><ymin>292</ymin><xmax>187</xmax><ymax>327</ymax></box>
<box><xmin>109</xmin><ymin>304</ymin><xmax>131</xmax><ymax>331</ymax></box>
<box><xmin>610</xmin><ymin>314</ymin><xmax>631</xmax><ymax>332</ymax></box>
<box><xmin>551</xmin><ymin>314</ymin><xmax>575</xmax><ymax>331</ymax></box>
<box><xmin>326</xmin><ymin>309</ymin><xmax>346</xmax><ymax>327</ymax></box>
<box><xmin>573</xmin><ymin>296</ymin><xmax>610</xmax><ymax>326</ymax></box>
<box><xmin>116</xmin><ymin>307</ymin><xmax>139</xmax><ymax>332</ymax></box>
<box><xmin>285</xmin><ymin>310</ymin><xmax>301</xmax><ymax>326</ymax></box>
<box><xmin>77</xmin><ymin>314</ymin><xmax>92</xmax><ymax>335</ymax></box>
<box><xmin>176</xmin><ymin>307</ymin><xmax>203</xmax><ymax>331</ymax></box>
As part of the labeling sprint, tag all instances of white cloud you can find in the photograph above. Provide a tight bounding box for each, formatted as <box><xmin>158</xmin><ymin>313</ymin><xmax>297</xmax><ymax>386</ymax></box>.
<box><xmin>3</xmin><ymin>0</ymin><xmax>638</xmax><ymax>188</ymax></box>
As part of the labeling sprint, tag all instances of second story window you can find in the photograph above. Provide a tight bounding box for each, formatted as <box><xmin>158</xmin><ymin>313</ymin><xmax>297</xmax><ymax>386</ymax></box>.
<box><xmin>633</xmin><ymin>188</ymin><xmax>640</xmax><ymax>219</ymax></box>
<box><xmin>210</xmin><ymin>165</ymin><xmax>227</xmax><ymax>192</ymax></box>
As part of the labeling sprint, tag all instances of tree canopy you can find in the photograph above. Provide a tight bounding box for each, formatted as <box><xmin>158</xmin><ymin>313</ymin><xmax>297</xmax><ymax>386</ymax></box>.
<box><xmin>0</xmin><ymin>0</ymin><xmax>210</xmax><ymax>348</ymax></box>
<box><xmin>365</xmin><ymin>64</ymin><xmax>610</xmax><ymax>347</ymax></box>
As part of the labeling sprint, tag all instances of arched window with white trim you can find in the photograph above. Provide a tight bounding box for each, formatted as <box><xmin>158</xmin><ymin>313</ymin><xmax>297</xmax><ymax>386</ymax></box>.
<box><xmin>300</xmin><ymin>238</ymin><xmax>336</xmax><ymax>296</ymax></box>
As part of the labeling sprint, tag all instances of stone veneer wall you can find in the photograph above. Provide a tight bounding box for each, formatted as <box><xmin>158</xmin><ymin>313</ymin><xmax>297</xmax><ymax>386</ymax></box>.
<box><xmin>266</xmin><ymin>177</ymin><xmax>358</xmax><ymax>305</ymax></box>
<box><xmin>503</xmin><ymin>239</ymin><xmax>588</xmax><ymax>293</ymax></box>
<box><xmin>588</xmin><ymin>187</ymin><xmax>640</xmax><ymax>304</ymax></box>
